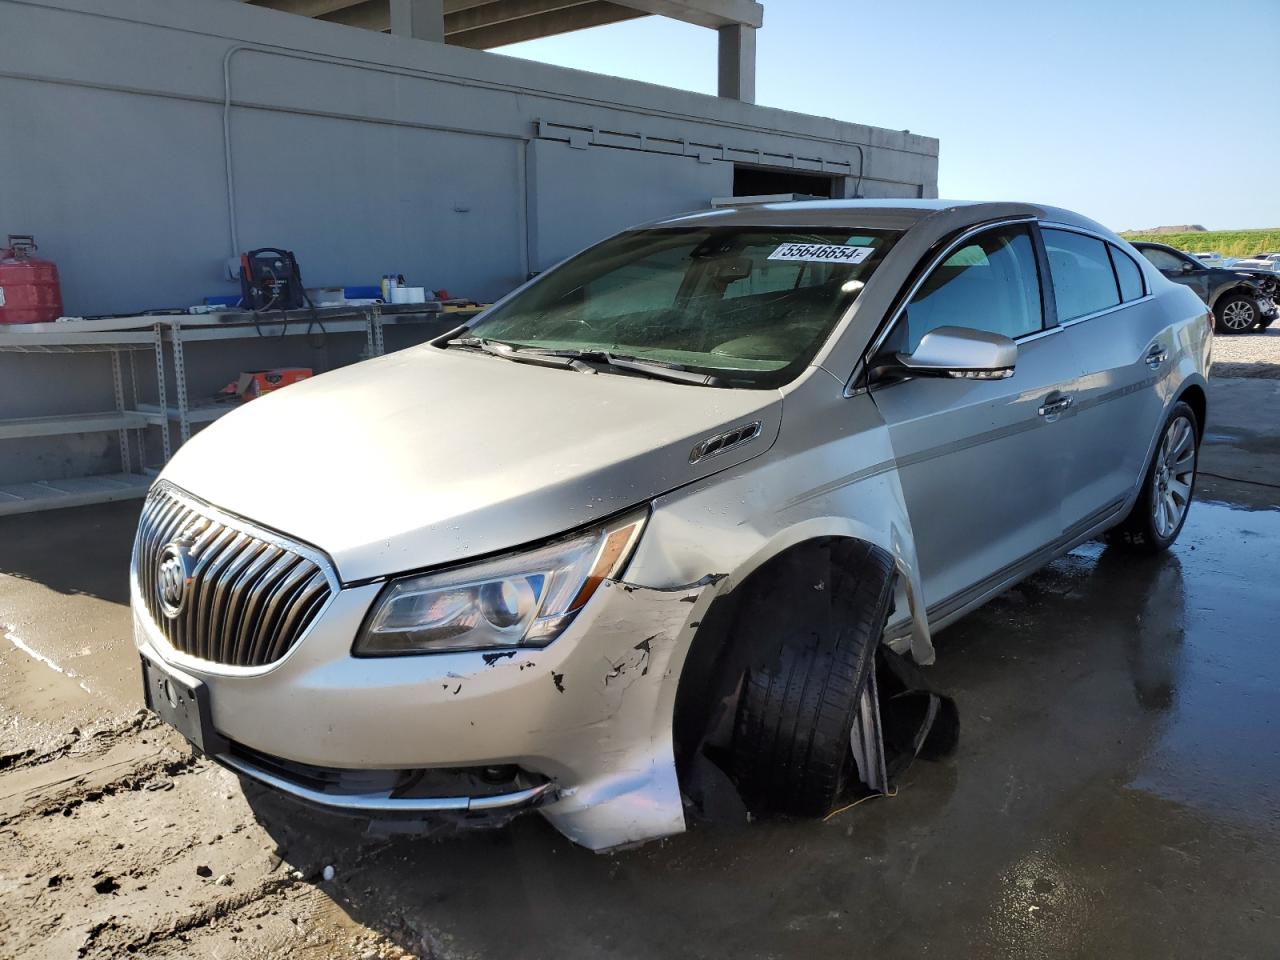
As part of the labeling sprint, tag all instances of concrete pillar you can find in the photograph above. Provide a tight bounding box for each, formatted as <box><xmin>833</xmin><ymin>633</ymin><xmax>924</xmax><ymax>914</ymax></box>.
<box><xmin>390</xmin><ymin>0</ymin><xmax>445</xmax><ymax>41</ymax></box>
<box><xmin>717</xmin><ymin>23</ymin><xmax>756</xmax><ymax>103</ymax></box>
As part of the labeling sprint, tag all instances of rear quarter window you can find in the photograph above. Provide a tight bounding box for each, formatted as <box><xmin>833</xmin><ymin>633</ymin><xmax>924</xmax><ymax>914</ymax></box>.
<box><xmin>1108</xmin><ymin>245</ymin><xmax>1145</xmax><ymax>302</ymax></box>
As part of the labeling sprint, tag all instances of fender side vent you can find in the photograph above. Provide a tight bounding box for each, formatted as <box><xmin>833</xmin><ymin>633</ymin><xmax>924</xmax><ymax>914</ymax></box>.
<box><xmin>689</xmin><ymin>421</ymin><xmax>763</xmax><ymax>464</ymax></box>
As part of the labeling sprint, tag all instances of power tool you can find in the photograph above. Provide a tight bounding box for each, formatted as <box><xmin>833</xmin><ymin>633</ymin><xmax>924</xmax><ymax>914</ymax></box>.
<box><xmin>239</xmin><ymin>248</ymin><xmax>307</xmax><ymax>311</ymax></box>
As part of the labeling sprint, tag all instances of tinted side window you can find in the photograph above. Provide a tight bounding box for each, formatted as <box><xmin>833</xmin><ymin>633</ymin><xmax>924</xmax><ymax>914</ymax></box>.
<box><xmin>1043</xmin><ymin>229</ymin><xmax>1121</xmax><ymax>321</ymax></box>
<box><xmin>1137</xmin><ymin>246</ymin><xmax>1186</xmax><ymax>273</ymax></box>
<box><xmin>903</xmin><ymin>225</ymin><xmax>1043</xmax><ymax>351</ymax></box>
<box><xmin>1109</xmin><ymin>245</ymin><xmax>1145</xmax><ymax>302</ymax></box>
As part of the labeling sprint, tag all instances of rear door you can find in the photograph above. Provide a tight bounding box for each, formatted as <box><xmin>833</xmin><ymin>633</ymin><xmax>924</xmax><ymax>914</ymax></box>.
<box><xmin>1048</xmin><ymin>229</ymin><xmax>1170</xmax><ymax>530</ymax></box>
<box><xmin>869</xmin><ymin>222</ymin><xmax>1079</xmax><ymax>616</ymax></box>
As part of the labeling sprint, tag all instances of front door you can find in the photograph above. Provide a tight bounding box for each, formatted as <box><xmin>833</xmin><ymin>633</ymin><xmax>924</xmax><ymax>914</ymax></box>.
<box><xmin>869</xmin><ymin>222</ymin><xmax>1080</xmax><ymax>617</ymax></box>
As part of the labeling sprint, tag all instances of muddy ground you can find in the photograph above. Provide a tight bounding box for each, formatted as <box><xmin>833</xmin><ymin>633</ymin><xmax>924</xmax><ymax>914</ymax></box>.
<box><xmin>2</xmin><ymin>360</ymin><xmax>1278</xmax><ymax>959</ymax></box>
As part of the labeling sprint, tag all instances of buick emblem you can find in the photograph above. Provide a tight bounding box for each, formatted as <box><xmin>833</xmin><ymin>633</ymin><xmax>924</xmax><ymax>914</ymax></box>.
<box><xmin>156</xmin><ymin>541</ymin><xmax>194</xmax><ymax>619</ymax></box>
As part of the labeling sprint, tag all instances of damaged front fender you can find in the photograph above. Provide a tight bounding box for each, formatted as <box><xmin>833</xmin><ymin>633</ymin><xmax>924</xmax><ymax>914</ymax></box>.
<box><xmin>537</xmin><ymin>575</ymin><xmax>721</xmax><ymax>851</ymax></box>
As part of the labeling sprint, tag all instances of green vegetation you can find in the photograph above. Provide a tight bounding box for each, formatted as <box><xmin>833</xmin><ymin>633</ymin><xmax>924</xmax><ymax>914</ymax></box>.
<box><xmin>1118</xmin><ymin>229</ymin><xmax>1280</xmax><ymax>258</ymax></box>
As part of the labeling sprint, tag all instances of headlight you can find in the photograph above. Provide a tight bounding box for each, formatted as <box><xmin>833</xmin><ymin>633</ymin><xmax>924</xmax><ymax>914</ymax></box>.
<box><xmin>354</xmin><ymin>509</ymin><xmax>647</xmax><ymax>656</ymax></box>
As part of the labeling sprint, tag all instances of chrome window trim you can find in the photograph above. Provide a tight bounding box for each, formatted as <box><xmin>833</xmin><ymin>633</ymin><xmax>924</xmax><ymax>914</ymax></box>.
<box><xmin>845</xmin><ymin>216</ymin><xmax>1039</xmax><ymax>398</ymax></box>
<box><xmin>1011</xmin><ymin>324</ymin><xmax>1065</xmax><ymax>344</ymax></box>
<box><xmin>1057</xmin><ymin>293</ymin><xmax>1155</xmax><ymax>328</ymax></box>
<box><xmin>1037</xmin><ymin>220</ymin><xmax>1115</xmax><ymax>241</ymax></box>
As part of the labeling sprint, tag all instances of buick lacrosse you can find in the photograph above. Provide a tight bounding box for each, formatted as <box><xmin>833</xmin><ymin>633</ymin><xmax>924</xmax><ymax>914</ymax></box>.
<box><xmin>133</xmin><ymin>200</ymin><xmax>1210</xmax><ymax>850</ymax></box>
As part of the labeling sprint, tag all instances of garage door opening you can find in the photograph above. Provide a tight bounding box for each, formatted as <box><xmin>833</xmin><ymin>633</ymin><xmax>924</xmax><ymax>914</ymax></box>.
<box><xmin>732</xmin><ymin>165</ymin><xmax>837</xmax><ymax>198</ymax></box>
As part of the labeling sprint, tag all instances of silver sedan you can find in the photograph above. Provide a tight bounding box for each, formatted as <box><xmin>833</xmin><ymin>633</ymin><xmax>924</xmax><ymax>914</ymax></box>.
<box><xmin>132</xmin><ymin>200</ymin><xmax>1211</xmax><ymax>850</ymax></box>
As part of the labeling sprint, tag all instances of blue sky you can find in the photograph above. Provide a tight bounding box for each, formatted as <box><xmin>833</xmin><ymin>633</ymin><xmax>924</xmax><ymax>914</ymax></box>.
<box><xmin>497</xmin><ymin>0</ymin><xmax>1280</xmax><ymax>232</ymax></box>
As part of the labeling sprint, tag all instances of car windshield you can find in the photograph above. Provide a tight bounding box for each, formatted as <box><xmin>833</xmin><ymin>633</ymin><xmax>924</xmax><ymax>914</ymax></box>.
<box><xmin>459</xmin><ymin>226</ymin><xmax>901</xmax><ymax>388</ymax></box>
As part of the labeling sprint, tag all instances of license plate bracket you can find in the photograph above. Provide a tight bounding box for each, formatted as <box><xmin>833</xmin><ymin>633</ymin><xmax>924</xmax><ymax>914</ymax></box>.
<box><xmin>140</xmin><ymin>656</ymin><xmax>228</xmax><ymax>756</ymax></box>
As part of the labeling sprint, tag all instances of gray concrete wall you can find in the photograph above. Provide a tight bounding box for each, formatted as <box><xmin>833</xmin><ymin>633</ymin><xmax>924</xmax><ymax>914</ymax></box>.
<box><xmin>526</xmin><ymin>140</ymin><xmax>733</xmax><ymax>271</ymax></box>
<box><xmin>0</xmin><ymin>0</ymin><xmax>939</xmax><ymax>316</ymax></box>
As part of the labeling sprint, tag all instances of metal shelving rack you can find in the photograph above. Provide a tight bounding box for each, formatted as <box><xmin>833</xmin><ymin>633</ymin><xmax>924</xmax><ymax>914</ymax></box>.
<box><xmin>0</xmin><ymin>304</ymin><xmax>476</xmax><ymax>516</ymax></box>
<box><xmin>0</xmin><ymin>331</ymin><xmax>155</xmax><ymax>515</ymax></box>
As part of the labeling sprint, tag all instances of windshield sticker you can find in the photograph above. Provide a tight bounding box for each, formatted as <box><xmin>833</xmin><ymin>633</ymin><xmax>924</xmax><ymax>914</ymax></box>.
<box><xmin>767</xmin><ymin>243</ymin><xmax>875</xmax><ymax>265</ymax></box>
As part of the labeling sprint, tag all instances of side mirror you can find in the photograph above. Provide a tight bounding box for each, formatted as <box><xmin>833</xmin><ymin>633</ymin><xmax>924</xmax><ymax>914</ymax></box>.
<box><xmin>1180</xmin><ymin>261</ymin><xmax>1196</xmax><ymax>273</ymax></box>
<box><xmin>894</xmin><ymin>326</ymin><xmax>1017</xmax><ymax>380</ymax></box>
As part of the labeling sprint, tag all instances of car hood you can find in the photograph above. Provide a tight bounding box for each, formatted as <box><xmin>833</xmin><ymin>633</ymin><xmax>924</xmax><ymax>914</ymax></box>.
<box><xmin>1231</xmin><ymin>269</ymin><xmax>1276</xmax><ymax>286</ymax></box>
<box><xmin>1211</xmin><ymin>267</ymin><xmax>1269</xmax><ymax>283</ymax></box>
<box><xmin>159</xmin><ymin>345</ymin><xmax>782</xmax><ymax>582</ymax></box>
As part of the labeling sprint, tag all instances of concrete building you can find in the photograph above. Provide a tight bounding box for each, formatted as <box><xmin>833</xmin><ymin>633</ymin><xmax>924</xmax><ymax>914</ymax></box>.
<box><xmin>248</xmin><ymin>0</ymin><xmax>766</xmax><ymax>104</ymax></box>
<box><xmin>0</xmin><ymin>0</ymin><xmax>938</xmax><ymax>315</ymax></box>
<box><xmin>0</xmin><ymin>0</ymin><xmax>937</xmax><ymax>505</ymax></box>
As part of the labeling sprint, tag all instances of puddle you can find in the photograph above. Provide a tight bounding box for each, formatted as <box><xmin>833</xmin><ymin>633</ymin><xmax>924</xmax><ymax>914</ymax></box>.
<box><xmin>1123</xmin><ymin>501</ymin><xmax>1280</xmax><ymax>827</ymax></box>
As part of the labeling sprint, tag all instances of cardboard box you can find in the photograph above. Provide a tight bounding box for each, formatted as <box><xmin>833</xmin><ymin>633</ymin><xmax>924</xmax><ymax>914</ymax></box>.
<box><xmin>219</xmin><ymin>368</ymin><xmax>312</xmax><ymax>402</ymax></box>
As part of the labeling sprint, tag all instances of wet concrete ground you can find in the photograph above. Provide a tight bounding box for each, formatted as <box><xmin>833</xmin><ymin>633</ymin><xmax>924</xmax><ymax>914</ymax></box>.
<box><xmin>1</xmin><ymin>375</ymin><xmax>1278</xmax><ymax>959</ymax></box>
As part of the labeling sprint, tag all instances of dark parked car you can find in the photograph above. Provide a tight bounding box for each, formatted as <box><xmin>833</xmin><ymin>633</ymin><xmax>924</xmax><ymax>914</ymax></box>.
<box><xmin>1132</xmin><ymin>241</ymin><xmax>1278</xmax><ymax>333</ymax></box>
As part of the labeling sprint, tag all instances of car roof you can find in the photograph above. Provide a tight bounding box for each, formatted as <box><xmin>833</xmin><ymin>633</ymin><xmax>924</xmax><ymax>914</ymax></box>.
<box><xmin>646</xmin><ymin>198</ymin><xmax>1117</xmax><ymax>239</ymax></box>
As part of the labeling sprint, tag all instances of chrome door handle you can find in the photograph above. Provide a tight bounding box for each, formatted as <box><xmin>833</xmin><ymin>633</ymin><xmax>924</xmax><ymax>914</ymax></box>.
<box><xmin>1038</xmin><ymin>395</ymin><xmax>1073</xmax><ymax>417</ymax></box>
<box><xmin>1146</xmin><ymin>345</ymin><xmax>1169</xmax><ymax>369</ymax></box>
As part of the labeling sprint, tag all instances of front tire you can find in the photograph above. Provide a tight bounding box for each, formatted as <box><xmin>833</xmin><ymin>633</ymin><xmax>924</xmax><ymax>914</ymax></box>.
<box><xmin>1107</xmin><ymin>401</ymin><xmax>1199</xmax><ymax>552</ymax></box>
<box><xmin>1214</xmin><ymin>294</ymin><xmax>1259</xmax><ymax>333</ymax></box>
<box><xmin>729</xmin><ymin>540</ymin><xmax>894</xmax><ymax>816</ymax></box>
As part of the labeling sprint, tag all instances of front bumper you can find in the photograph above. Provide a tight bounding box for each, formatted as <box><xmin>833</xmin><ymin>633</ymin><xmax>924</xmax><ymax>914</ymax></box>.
<box><xmin>133</xmin><ymin>570</ymin><xmax>716</xmax><ymax>850</ymax></box>
<box><xmin>217</xmin><ymin>750</ymin><xmax>557</xmax><ymax>815</ymax></box>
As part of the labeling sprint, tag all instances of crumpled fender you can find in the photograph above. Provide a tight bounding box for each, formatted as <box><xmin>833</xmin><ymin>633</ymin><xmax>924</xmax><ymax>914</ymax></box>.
<box><xmin>889</xmin><ymin>521</ymin><xmax>935</xmax><ymax>665</ymax></box>
<box><xmin>553</xmin><ymin>378</ymin><xmax>938</xmax><ymax>848</ymax></box>
<box><xmin>537</xmin><ymin>575</ymin><xmax>721</xmax><ymax>851</ymax></box>
<box><xmin>632</xmin><ymin>384</ymin><xmax>937</xmax><ymax>669</ymax></box>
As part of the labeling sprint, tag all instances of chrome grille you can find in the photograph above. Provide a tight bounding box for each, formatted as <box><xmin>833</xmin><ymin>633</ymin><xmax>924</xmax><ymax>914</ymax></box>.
<box><xmin>134</xmin><ymin>485</ymin><xmax>333</xmax><ymax>668</ymax></box>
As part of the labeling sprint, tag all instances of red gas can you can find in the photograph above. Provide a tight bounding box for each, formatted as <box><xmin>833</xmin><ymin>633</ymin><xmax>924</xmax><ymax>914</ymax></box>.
<box><xmin>0</xmin><ymin>235</ymin><xmax>64</xmax><ymax>324</ymax></box>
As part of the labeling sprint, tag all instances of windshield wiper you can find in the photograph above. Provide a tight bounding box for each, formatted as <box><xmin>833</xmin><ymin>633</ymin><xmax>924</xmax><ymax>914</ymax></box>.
<box><xmin>446</xmin><ymin>337</ymin><xmax>724</xmax><ymax>386</ymax></box>
<box><xmin>598</xmin><ymin>353</ymin><xmax>726</xmax><ymax>387</ymax></box>
<box><xmin>446</xmin><ymin>336</ymin><xmax>598</xmax><ymax>373</ymax></box>
<box><xmin>516</xmin><ymin>348</ymin><xmax>727</xmax><ymax>387</ymax></box>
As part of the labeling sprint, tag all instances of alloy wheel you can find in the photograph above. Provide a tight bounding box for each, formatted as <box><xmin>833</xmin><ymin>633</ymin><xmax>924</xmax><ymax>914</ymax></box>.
<box><xmin>1221</xmin><ymin>300</ymin><xmax>1256</xmax><ymax>331</ymax></box>
<box><xmin>1151</xmin><ymin>414</ymin><xmax>1196</xmax><ymax>539</ymax></box>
